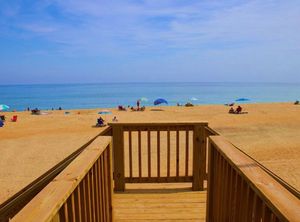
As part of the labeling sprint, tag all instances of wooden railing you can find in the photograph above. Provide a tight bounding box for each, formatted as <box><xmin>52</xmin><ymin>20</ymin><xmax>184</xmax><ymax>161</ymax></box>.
<box><xmin>0</xmin><ymin>131</ymin><xmax>108</xmax><ymax>222</ymax></box>
<box><xmin>11</xmin><ymin>136</ymin><xmax>113</xmax><ymax>222</ymax></box>
<box><xmin>109</xmin><ymin>121</ymin><xmax>209</xmax><ymax>191</ymax></box>
<box><xmin>206</xmin><ymin>136</ymin><xmax>300</xmax><ymax>222</ymax></box>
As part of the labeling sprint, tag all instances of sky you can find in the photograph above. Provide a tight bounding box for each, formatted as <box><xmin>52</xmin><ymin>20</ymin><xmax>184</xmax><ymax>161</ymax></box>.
<box><xmin>0</xmin><ymin>0</ymin><xmax>300</xmax><ymax>84</ymax></box>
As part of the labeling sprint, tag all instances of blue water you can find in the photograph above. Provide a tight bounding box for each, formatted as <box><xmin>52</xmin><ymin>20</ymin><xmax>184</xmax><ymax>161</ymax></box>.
<box><xmin>0</xmin><ymin>82</ymin><xmax>299</xmax><ymax>111</ymax></box>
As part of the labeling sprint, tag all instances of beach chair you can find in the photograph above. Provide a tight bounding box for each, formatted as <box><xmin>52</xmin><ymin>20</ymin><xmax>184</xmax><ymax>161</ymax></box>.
<box><xmin>11</xmin><ymin>115</ymin><xmax>17</xmax><ymax>122</ymax></box>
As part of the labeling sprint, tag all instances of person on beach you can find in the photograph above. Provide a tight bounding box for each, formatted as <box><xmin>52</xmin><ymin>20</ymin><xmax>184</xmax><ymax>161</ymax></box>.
<box><xmin>229</xmin><ymin>107</ymin><xmax>235</xmax><ymax>114</ymax></box>
<box><xmin>0</xmin><ymin>119</ymin><xmax>4</xmax><ymax>127</ymax></box>
<box><xmin>236</xmin><ymin>106</ymin><xmax>242</xmax><ymax>114</ymax></box>
<box><xmin>96</xmin><ymin>116</ymin><xmax>105</xmax><ymax>127</ymax></box>
<box><xmin>137</xmin><ymin>100</ymin><xmax>140</xmax><ymax>110</ymax></box>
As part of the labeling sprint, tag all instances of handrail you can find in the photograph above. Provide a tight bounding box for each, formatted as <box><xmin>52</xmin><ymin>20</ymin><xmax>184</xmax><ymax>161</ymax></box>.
<box><xmin>205</xmin><ymin>126</ymin><xmax>299</xmax><ymax>199</ymax></box>
<box><xmin>230</xmin><ymin>142</ymin><xmax>300</xmax><ymax>199</ymax></box>
<box><xmin>11</xmin><ymin>136</ymin><xmax>113</xmax><ymax>222</ymax></box>
<box><xmin>207</xmin><ymin>136</ymin><xmax>300</xmax><ymax>222</ymax></box>
<box><xmin>0</xmin><ymin>132</ymin><xmax>103</xmax><ymax>222</ymax></box>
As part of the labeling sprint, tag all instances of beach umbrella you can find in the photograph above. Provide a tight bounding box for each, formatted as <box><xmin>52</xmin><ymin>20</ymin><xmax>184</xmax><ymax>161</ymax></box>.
<box><xmin>0</xmin><ymin>104</ymin><xmax>9</xmax><ymax>111</ymax></box>
<box><xmin>98</xmin><ymin>110</ymin><xmax>112</xmax><ymax>122</ymax></box>
<box><xmin>235</xmin><ymin>98</ymin><xmax>250</xmax><ymax>102</ymax></box>
<box><xmin>154</xmin><ymin>98</ymin><xmax>168</xmax><ymax>105</ymax></box>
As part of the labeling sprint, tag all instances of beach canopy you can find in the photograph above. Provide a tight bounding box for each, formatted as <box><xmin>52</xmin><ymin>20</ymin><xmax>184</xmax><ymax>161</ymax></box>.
<box><xmin>235</xmin><ymin>98</ymin><xmax>250</xmax><ymax>102</ymax></box>
<box><xmin>0</xmin><ymin>104</ymin><xmax>9</xmax><ymax>111</ymax></box>
<box><xmin>98</xmin><ymin>110</ymin><xmax>112</xmax><ymax>115</ymax></box>
<box><xmin>154</xmin><ymin>98</ymin><xmax>168</xmax><ymax>105</ymax></box>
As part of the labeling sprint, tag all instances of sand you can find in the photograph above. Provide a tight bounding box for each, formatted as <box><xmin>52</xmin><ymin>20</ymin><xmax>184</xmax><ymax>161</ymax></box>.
<box><xmin>0</xmin><ymin>103</ymin><xmax>299</xmax><ymax>204</ymax></box>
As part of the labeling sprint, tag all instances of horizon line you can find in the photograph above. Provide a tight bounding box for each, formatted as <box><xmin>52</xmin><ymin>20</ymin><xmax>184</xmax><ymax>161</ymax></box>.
<box><xmin>1</xmin><ymin>81</ymin><xmax>300</xmax><ymax>86</ymax></box>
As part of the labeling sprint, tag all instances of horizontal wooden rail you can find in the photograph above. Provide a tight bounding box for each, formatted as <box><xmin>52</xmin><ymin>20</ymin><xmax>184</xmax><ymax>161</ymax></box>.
<box><xmin>206</xmin><ymin>136</ymin><xmax>300</xmax><ymax>222</ymax></box>
<box><xmin>109</xmin><ymin>121</ymin><xmax>208</xmax><ymax>192</ymax></box>
<box><xmin>11</xmin><ymin>136</ymin><xmax>113</xmax><ymax>222</ymax></box>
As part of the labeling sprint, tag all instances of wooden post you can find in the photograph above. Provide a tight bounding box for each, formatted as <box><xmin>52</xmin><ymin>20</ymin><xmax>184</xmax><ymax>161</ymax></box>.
<box><xmin>192</xmin><ymin>124</ymin><xmax>205</xmax><ymax>191</ymax></box>
<box><xmin>112</xmin><ymin>126</ymin><xmax>125</xmax><ymax>191</ymax></box>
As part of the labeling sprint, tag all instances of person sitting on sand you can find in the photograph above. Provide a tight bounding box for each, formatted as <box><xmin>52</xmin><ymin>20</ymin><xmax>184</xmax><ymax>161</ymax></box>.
<box><xmin>31</xmin><ymin>108</ymin><xmax>41</xmax><ymax>115</ymax></box>
<box><xmin>96</xmin><ymin>116</ymin><xmax>105</xmax><ymax>127</ymax></box>
<box><xmin>0</xmin><ymin>119</ymin><xmax>4</xmax><ymax>127</ymax></box>
<box><xmin>236</xmin><ymin>106</ymin><xmax>242</xmax><ymax>114</ymax></box>
<box><xmin>112</xmin><ymin>116</ymin><xmax>118</xmax><ymax>122</ymax></box>
<box><xmin>185</xmin><ymin>102</ymin><xmax>194</xmax><ymax>107</ymax></box>
<box><xmin>294</xmin><ymin>100</ymin><xmax>299</xmax><ymax>105</ymax></box>
<box><xmin>229</xmin><ymin>107</ymin><xmax>235</xmax><ymax>114</ymax></box>
<box><xmin>0</xmin><ymin>115</ymin><xmax>5</xmax><ymax>121</ymax></box>
<box><xmin>118</xmin><ymin>105</ymin><xmax>126</xmax><ymax>111</ymax></box>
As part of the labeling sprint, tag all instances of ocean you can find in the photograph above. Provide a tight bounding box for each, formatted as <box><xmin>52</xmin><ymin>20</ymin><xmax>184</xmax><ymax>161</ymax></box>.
<box><xmin>0</xmin><ymin>82</ymin><xmax>299</xmax><ymax>111</ymax></box>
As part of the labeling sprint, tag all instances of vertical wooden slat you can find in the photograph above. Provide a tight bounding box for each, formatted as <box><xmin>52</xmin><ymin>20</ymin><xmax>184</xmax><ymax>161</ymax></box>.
<box><xmin>63</xmin><ymin>202</ymin><xmax>69</xmax><ymax>222</ymax></box>
<box><xmin>167</xmin><ymin>129</ymin><xmax>170</xmax><ymax>178</ymax></box>
<box><xmin>176</xmin><ymin>129</ymin><xmax>179</xmax><ymax>179</ymax></box>
<box><xmin>86</xmin><ymin>172</ymin><xmax>92</xmax><ymax>222</ymax></box>
<box><xmin>237</xmin><ymin>178</ymin><xmax>244</xmax><ymax>221</ymax></box>
<box><xmin>112</xmin><ymin>125</ymin><xmax>125</xmax><ymax>191</ymax></box>
<box><xmin>244</xmin><ymin>185</ymin><xmax>250</xmax><ymax>222</ymax></box>
<box><xmin>254</xmin><ymin>196</ymin><xmax>263</xmax><ymax>222</ymax></box>
<box><xmin>230</xmin><ymin>171</ymin><xmax>238</xmax><ymax>221</ymax></box>
<box><xmin>185</xmin><ymin>130</ymin><xmax>189</xmax><ymax>177</ymax></box>
<box><xmin>223</xmin><ymin>161</ymin><xmax>231</xmax><ymax>221</ymax></box>
<box><xmin>80</xmin><ymin>180</ymin><xmax>87</xmax><ymax>222</ymax></box>
<box><xmin>94</xmin><ymin>161</ymin><xmax>100</xmax><ymax>222</ymax></box>
<box><xmin>90</xmin><ymin>168</ymin><xmax>96</xmax><ymax>222</ymax></box>
<box><xmin>262</xmin><ymin>203</ymin><xmax>272</xmax><ymax>222</ymax></box>
<box><xmin>70</xmin><ymin>194</ymin><xmax>76</xmax><ymax>221</ymax></box>
<box><xmin>74</xmin><ymin>186</ymin><xmax>82</xmax><ymax>222</ymax></box>
<box><xmin>128</xmin><ymin>130</ymin><xmax>133</xmax><ymax>179</ymax></box>
<box><xmin>52</xmin><ymin>213</ymin><xmax>60</xmax><ymax>222</ymax></box>
<box><xmin>240</xmin><ymin>180</ymin><xmax>248</xmax><ymax>220</ymax></box>
<box><xmin>247</xmin><ymin>189</ymin><xmax>255</xmax><ymax>222</ymax></box>
<box><xmin>138</xmin><ymin>130</ymin><xmax>142</xmax><ymax>180</ymax></box>
<box><xmin>147</xmin><ymin>130</ymin><xmax>151</xmax><ymax>178</ymax></box>
<box><xmin>220</xmin><ymin>157</ymin><xmax>227</xmax><ymax>221</ymax></box>
<box><xmin>101</xmin><ymin>154</ymin><xmax>107</xmax><ymax>221</ymax></box>
<box><xmin>226</xmin><ymin>165</ymin><xmax>233</xmax><ymax>221</ymax></box>
<box><xmin>97</xmin><ymin>157</ymin><xmax>104</xmax><ymax>222</ymax></box>
<box><xmin>215</xmin><ymin>153</ymin><xmax>221</xmax><ymax>222</ymax></box>
<box><xmin>157</xmin><ymin>130</ymin><xmax>161</xmax><ymax>179</ymax></box>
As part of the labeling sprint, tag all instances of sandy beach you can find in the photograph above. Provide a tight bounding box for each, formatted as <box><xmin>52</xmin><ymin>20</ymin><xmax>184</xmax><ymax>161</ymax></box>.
<box><xmin>0</xmin><ymin>102</ymin><xmax>299</xmax><ymax>204</ymax></box>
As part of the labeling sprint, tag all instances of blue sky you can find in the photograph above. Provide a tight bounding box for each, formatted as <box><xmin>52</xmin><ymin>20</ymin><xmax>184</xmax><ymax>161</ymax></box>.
<box><xmin>0</xmin><ymin>0</ymin><xmax>300</xmax><ymax>84</ymax></box>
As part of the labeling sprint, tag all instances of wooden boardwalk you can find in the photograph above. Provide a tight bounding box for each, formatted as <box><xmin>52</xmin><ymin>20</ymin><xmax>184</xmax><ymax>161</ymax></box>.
<box><xmin>113</xmin><ymin>183</ymin><xmax>207</xmax><ymax>222</ymax></box>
